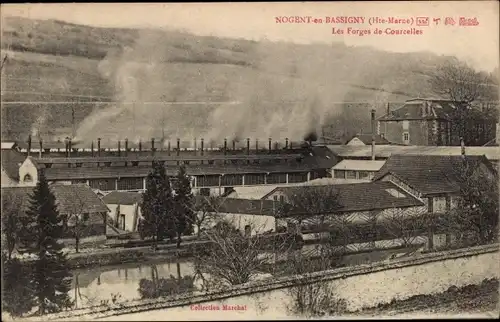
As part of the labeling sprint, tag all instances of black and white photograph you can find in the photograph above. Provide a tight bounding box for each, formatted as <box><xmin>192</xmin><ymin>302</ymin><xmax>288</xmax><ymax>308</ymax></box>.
<box><xmin>1</xmin><ymin>2</ymin><xmax>499</xmax><ymax>320</ymax></box>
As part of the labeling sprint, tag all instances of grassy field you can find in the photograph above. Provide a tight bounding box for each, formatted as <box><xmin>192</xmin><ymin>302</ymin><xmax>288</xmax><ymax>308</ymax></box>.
<box><xmin>1</xmin><ymin>16</ymin><xmax>453</xmax><ymax>142</ymax></box>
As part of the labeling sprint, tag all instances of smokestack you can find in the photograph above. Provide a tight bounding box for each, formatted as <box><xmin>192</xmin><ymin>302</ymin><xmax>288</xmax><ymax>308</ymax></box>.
<box><xmin>118</xmin><ymin>140</ymin><xmax>121</xmax><ymax>157</ymax></box>
<box><xmin>232</xmin><ymin>140</ymin><xmax>236</xmax><ymax>151</ymax></box>
<box><xmin>151</xmin><ymin>138</ymin><xmax>155</xmax><ymax>156</ymax></box>
<box><xmin>224</xmin><ymin>138</ymin><xmax>227</xmax><ymax>155</ymax></box>
<box><xmin>91</xmin><ymin>141</ymin><xmax>94</xmax><ymax>157</ymax></box>
<box><xmin>39</xmin><ymin>138</ymin><xmax>42</xmax><ymax>158</ymax></box>
<box><xmin>194</xmin><ymin>138</ymin><xmax>197</xmax><ymax>156</ymax></box>
<box><xmin>246</xmin><ymin>138</ymin><xmax>250</xmax><ymax>155</ymax></box>
<box><xmin>98</xmin><ymin>138</ymin><xmax>101</xmax><ymax>157</ymax></box>
<box><xmin>290</xmin><ymin>141</ymin><xmax>293</xmax><ymax>149</ymax></box>
<box><xmin>386</xmin><ymin>103</ymin><xmax>390</xmax><ymax>115</ymax></box>
<box><xmin>125</xmin><ymin>138</ymin><xmax>128</xmax><ymax>157</ymax></box>
<box><xmin>285</xmin><ymin>138</ymin><xmax>289</xmax><ymax>149</ymax></box>
<box><xmin>167</xmin><ymin>140</ymin><xmax>171</xmax><ymax>156</ymax></box>
<box><xmin>268</xmin><ymin>138</ymin><xmax>272</xmax><ymax>153</ymax></box>
<box><xmin>138</xmin><ymin>139</ymin><xmax>142</xmax><ymax>152</ymax></box>
<box><xmin>68</xmin><ymin>138</ymin><xmax>72</xmax><ymax>158</ymax></box>
<box><xmin>27</xmin><ymin>135</ymin><xmax>32</xmax><ymax>157</ymax></box>
<box><xmin>255</xmin><ymin>139</ymin><xmax>259</xmax><ymax>154</ymax></box>
<box><xmin>201</xmin><ymin>138</ymin><xmax>204</xmax><ymax>156</ymax></box>
<box><xmin>460</xmin><ymin>137</ymin><xmax>465</xmax><ymax>156</ymax></box>
<box><xmin>177</xmin><ymin>138</ymin><xmax>180</xmax><ymax>156</ymax></box>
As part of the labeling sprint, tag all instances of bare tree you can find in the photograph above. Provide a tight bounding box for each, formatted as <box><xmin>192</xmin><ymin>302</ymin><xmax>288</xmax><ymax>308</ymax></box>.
<box><xmin>65</xmin><ymin>193</ymin><xmax>90</xmax><ymax>253</ymax></box>
<box><xmin>194</xmin><ymin>220</ymin><xmax>294</xmax><ymax>288</ymax></box>
<box><xmin>1</xmin><ymin>190</ymin><xmax>25</xmax><ymax>260</ymax></box>
<box><xmin>443</xmin><ymin>158</ymin><xmax>499</xmax><ymax>245</ymax></box>
<box><xmin>190</xmin><ymin>195</ymin><xmax>224</xmax><ymax>239</ymax></box>
<box><xmin>430</xmin><ymin>59</ymin><xmax>490</xmax><ymax>104</ymax></box>
<box><xmin>381</xmin><ymin>207</ymin><xmax>429</xmax><ymax>248</ymax></box>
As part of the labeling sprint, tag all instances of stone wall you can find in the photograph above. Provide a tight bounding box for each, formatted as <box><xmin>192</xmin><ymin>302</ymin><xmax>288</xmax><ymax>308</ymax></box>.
<box><xmin>39</xmin><ymin>243</ymin><xmax>499</xmax><ymax>321</ymax></box>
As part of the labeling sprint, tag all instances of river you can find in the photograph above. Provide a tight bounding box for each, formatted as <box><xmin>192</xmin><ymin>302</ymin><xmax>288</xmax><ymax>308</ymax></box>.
<box><xmin>69</xmin><ymin>244</ymin><xmax>419</xmax><ymax>309</ymax></box>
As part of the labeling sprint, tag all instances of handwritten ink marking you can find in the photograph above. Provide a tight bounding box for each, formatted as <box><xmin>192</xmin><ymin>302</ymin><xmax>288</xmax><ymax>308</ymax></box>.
<box><xmin>416</xmin><ymin>17</ymin><xmax>429</xmax><ymax>26</ymax></box>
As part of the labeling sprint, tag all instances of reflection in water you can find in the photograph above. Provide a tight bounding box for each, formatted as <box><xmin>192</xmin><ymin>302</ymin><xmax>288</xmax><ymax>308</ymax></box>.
<box><xmin>137</xmin><ymin>263</ymin><xmax>196</xmax><ymax>299</ymax></box>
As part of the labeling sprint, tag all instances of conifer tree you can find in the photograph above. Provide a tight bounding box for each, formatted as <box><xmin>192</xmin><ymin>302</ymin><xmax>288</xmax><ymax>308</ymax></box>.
<box><xmin>173</xmin><ymin>166</ymin><xmax>195</xmax><ymax>248</ymax></box>
<box><xmin>2</xmin><ymin>254</ymin><xmax>36</xmax><ymax>317</ymax></box>
<box><xmin>24</xmin><ymin>171</ymin><xmax>72</xmax><ymax>314</ymax></box>
<box><xmin>139</xmin><ymin>161</ymin><xmax>174</xmax><ymax>250</ymax></box>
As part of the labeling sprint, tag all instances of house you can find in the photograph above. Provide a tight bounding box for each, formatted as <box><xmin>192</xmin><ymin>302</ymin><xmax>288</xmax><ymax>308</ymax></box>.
<box><xmin>345</xmin><ymin>134</ymin><xmax>390</xmax><ymax>146</ymax></box>
<box><xmin>261</xmin><ymin>181</ymin><xmax>426</xmax><ymax>232</ymax></box>
<box><xmin>1</xmin><ymin>142</ymin><xmax>25</xmax><ymax>187</ymax></box>
<box><xmin>331</xmin><ymin>160</ymin><xmax>386</xmax><ymax>182</ymax></box>
<box><xmin>101</xmin><ymin>191</ymin><xmax>143</xmax><ymax>233</ymax></box>
<box><xmin>376</xmin><ymin>98</ymin><xmax>496</xmax><ymax>146</ymax></box>
<box><xmin>1</xmin><ymin>184</ymin><xmax>110</xmax><ymax>246</ymax></box>
<box><xmin>372</xmin><ymin>154</ymin><xmax>497</xmax><ymax>214</ymax></box>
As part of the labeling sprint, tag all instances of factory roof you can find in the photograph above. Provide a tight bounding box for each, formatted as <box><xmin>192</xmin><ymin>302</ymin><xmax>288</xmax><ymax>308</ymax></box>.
<box><xmin>328</xmin><ymin>145</ymin><xmax>500</xmax><ymax>161</ymax></box>
<box><xmin>345</xmin><ymin>134</ymin><xmax>390</xmax><ymax>145</ymax></box>
<box><xmin>101</xmin><ymin>191</ymin><xmax>143</xmax><ymax>205</ymax></box>
<box><xmin>332</xmin><ymin>160</ymin><xmax>386</xmax><ymax>172</ymax></box>
<box><xmin>1</xmin><ymin>184</ymin><xmax>110</xmax><ymax>215</ymax></box>
<box><xmin>261</xmin><ymin>181</ymin><xmax>424</xmax><ymax>216</ymax></box>
<box><xmin>42</xmin><ymin>163</ymin><xmax>322</xmax><ymax>180</ymax></box>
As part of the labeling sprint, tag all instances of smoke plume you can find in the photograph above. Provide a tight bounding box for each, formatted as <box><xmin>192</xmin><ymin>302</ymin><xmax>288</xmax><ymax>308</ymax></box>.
<box><xmin>75</xmin><ymin>30</ymin><xmax>404</xmax><ymax>146</ymax></box>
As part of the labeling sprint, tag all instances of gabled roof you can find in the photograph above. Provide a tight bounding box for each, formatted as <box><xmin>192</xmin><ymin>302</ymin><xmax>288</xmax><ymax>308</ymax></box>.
<box><xmin>372</xmin><ymin>154</ymin><xmax>496</xmax><ymax>195</ymax></box>
<box><xmin>346</xmin><ymin>134</ymin><xmax>390</xmax><ymax>145</ymax></box>
<box><xmin>1</xmin><ymin>184</ymin><xmax>110</xmax><ymax>215</ymax></box>
<box><xmin>377</xmin><ymin>98</ymin><xmax>487</xmax><ymax>121</ymax></box>
<box><xmin>0</xmin><ymin>148</ymin><xmax>26</xmax><ymax>180</ymax></box>
<box><xmin>102</xmin><ymin>191</ymin><xmax>143</xmax><ymax>205</ymax></box>
<box><xmin>263</xmin><ymin>181</ymin><xmax>423</xmax><ymax>215</ymax></box>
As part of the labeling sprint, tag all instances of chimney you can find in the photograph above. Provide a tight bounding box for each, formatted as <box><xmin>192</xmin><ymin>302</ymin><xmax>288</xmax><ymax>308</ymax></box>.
<box><xmin>91</xmin><ymin>141</ymin><xmax>94</xmax><ymax>157</ymax></box>
<box><xmin>201</xmin><ymin>138</ymin><xmax>204</xmax><ymax>156</ymax></box>
<box><xmin>386</xmin><ymin>102</ymin><xmax>390</xmax><ymax>115</ymax></box>
<box><xmin>246</xmin><ymin>138</ymin><xmax>250</xmax><ymax>155</ymax></box>
<box><xmin>151</xmin><ymin>138</ymin><xmax>155</xmax><ymax>156</ymax></box>
<box><xmin>167</xmin><ymin>140</ymin><xmax>171</xmax><ymax>156</ymax></box>
<box><xmin>460</xmin><ymin>137</ymin><xmax>465</xmax><ymax>156</ymax></box>
<box><xmin>290</xmin><ymin>141</ymin><xmax>293</xmax><ymax>149</ymax></box>
<box><xmin>224</xmin><ymin>138</ymin><xmax>227</xmax><ymax>155</ymax></box>
<box><xmin>176</xmin><ymin>138</ymin><xmax>180</xmax><ymax>156</ymax></box>
<box><xmin>27</xmin><ymin>135</ymin><xmax>32</xmax><ymax>157</ymax></box>
<box><xmin>138</xmin><ymin>139</ymin><xmax>142</xmax><ymax>152</ymax></box>
<box><xmin>194</xmin><ymin>138</ymin><xmax>197</xmax><ymax>156</ymax></box>
<box><xmin>255</xmin><ymin>139</ymin><xmax>259</xmax><ymax>154</ymax></box>
<box><xmin>68</xmin><ymin>138</ymin><xmax>72</xmax><ymax>158</ymax></box>
<box><xmin>39</xmin><ymin>138</ymin><xmax>42</xmax><ymax>158</ymax></box>
<box><xmin>125</xmin><ymin>138</ymin><xmax>128</xmax><ymax>157</ymax></box>
<box><xmin>98</xmin><ymin>138</ymin><xmax>101</xmax><ymax>157</ymax></box>
<box><xmin>268</xmin><ymin>138</ymin><xmax>272</xmax><ymax>153</ymax></box>
<box><xmin>118</xmin><ymin>140</ymin><xmax>121</xmax><ymax>157</ymax></box>
<box><xmin>285</xmin><ymin>138</ymin><xmax>289</xmax><ymax>149</ymax></box>
<box><xmin>232</xmin><ymin>140</ymin><xmax>236</xmax><ymax>151</ymax></box>
<box><xmin>371</xmin><ymin>109</ymin><xmax>376</xmax><ymax>161</ymax></box>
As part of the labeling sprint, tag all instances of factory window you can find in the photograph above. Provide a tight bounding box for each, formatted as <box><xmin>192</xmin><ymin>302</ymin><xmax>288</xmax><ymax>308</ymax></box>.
<box><xmin>197</xmin><ymin>175</ymin><xmax>219</xmax><ymax>187</ymax></box>
<box><xmin>333</xmin><ymin>170</ymin><xmax>346</xmax><ymax>179</ymax></box>
<box><xmin>221</xmin><ymin>174</ymin><xmax>243</xmax><ymax>186</ymax></box>
<box><xmin>117</xmin><ymin>177</ymin><xmax>144</xmax><ymax>191</ymax></box>
<box><xmin>200</xmin><ymin>188</ymin><xmax>210</xmax><ymax>196</ymax></box>
<box><xmin>279</xmin><ymin>195</ymin><xmax>285</xmax><ymax>203</ymax></box>
<box><xmin>71</xmin><ymin>179</ymin><xmax>88</xmax><ymax>185</ymax></box>
<box><xmin>245</xmin><ymin>174</ymin><xmax>266</xmax><ymax>185</ymax></box>
<box><xmin>358</xmin><ymin>171</ymin><xmax>370</xmax><ymax>180</ymax></box>
<box><xmin>346</xmin><ymin>171</ymin><xmax>357</xmax><ymax>180</ymax></box>
<box><xmin>253</xmin><ymin>159</ymin><xmax>260</xmax><ymax>164</ymax></box>
<box><xmin>288</xmin><ymin>172</ymin><xmax>308</xmax><ymax>183</ymax></box>
<box><xmin>119</xmin><ymin>214</ymin><xmax>126</xmax><ymax>230</ymax></box>
<box><xmin>23</xmin><ymin>174</ymin><xmax>33</xmax><ymax>183</ymax></box>
<box><xmin>208</xmin><ymin>160</ymin><xmax>215</xmax><ymax>165</ymax></box>
<box><xmin>266</xmin><ymin>173</ymin><xmax>287</xmax><ymax>184</ymax></box>
<box><xmin>403</xmin><ymin>132</ymin><xmax>410</xmax><ymax>144</ymax></box>
<box><xmin>89</xmin><ymin>179</ymin><xmax>116</xmax><ymax>191</ymax></box>
<box><xmin>273</xmin><ymin>195</ymin><xmax>278</xmax><ymax>201</ymax></box>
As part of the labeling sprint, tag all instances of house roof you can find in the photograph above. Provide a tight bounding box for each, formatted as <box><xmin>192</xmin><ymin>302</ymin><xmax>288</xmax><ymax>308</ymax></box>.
<box><xmin>1</xmin><ymin>184</ymin><xmax>110</xmax><ymax>215</ymax></box>
<box><xmin>327</xmin><ymin>145</ymin><xmax>500</xmax><ymax>161</ymax></box>
<box><xmin>346</xmin><ymin>134</ymin><xmax>390</xmax><ymax>145</ymax></box>
<box><xmin>332</xmin><ymin>160</ymin><xmax>386</xmax><ymax>172</ymax></box>
<box><xmin>377</xmin><ymin>98</ymin><xmax>487</xmax><ymax>121</ymax></box>
<box><xmin>1</xmin><ymin>142</ymin><xmax>18</xmax><ymax>150</ymax></box>
<box><xmin>1</xmin><ymin>148</ymin><xmax>26</xmax><ymax>180</ymax></box>
<box><xmin>372</xmin><ymin>154</ymin><xmax>496</xmax><ymax>195</ymax></box>
<box><xmin>101</xmin><ymin>191</ymin><xmax>143</xmax><ymax>205</ymax></box>
<box><xmin>262</xmin><ymin>181</ymin><xmax>423</xmax><ymax>215</ymax></box>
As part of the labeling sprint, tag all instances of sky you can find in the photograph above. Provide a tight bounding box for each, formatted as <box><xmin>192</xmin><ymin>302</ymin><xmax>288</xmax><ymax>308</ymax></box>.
<box><xmin>1</xmin><ymin>1</ymin><xmax>499</xmax><ymax>72</ymax></box>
